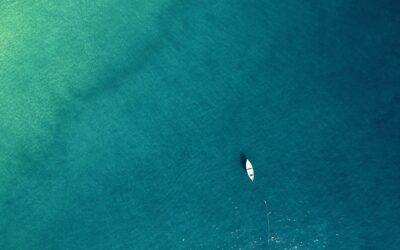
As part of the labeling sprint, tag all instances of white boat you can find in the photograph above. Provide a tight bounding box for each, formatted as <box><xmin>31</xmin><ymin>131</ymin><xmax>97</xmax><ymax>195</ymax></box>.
<box><xmin>246</xmin><ymin>159</ymin><xmax>254</xmax><ymax>182</ymax></box>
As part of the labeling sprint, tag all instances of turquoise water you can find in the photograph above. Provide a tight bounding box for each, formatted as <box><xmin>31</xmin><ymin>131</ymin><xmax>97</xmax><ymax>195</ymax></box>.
<box><xmin>1</xmin><ymin>0</ymin><xmax>399</xmax><ymax>249</ymax></box>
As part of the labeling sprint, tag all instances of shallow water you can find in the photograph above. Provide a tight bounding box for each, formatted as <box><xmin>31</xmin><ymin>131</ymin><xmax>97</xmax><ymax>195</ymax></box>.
<box><xmin>1</xmin><ymin>0</ymin><xmax>399</xmax><ymax>249</ymax></box>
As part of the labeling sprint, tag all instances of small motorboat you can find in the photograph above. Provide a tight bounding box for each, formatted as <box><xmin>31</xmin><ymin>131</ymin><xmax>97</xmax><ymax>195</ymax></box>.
<box><xmin>246</xmin><ymin>159</ymin><xmax>254</xmax><ymax>182</ymax></box>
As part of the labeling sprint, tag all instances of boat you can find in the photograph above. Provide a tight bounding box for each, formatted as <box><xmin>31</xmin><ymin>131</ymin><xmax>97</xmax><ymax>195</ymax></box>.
<box><xmin>246</xmin><ymin>159</ymin><xmax>254</xmax><ymax>182</ymax></box>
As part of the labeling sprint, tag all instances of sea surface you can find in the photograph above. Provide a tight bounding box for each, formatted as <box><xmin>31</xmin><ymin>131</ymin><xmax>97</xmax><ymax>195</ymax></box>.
<box><xmin>1</xmin><ymin>0</ymin><xmax>399</xmax><ymax>249</ymax></box>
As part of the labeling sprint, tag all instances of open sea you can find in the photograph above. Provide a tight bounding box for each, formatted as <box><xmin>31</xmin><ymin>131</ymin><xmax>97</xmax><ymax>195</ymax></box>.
<box><xmin>1</xmin><ymin>0</ymin><xmax>399</xmax><ymax>249</ymax></box>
